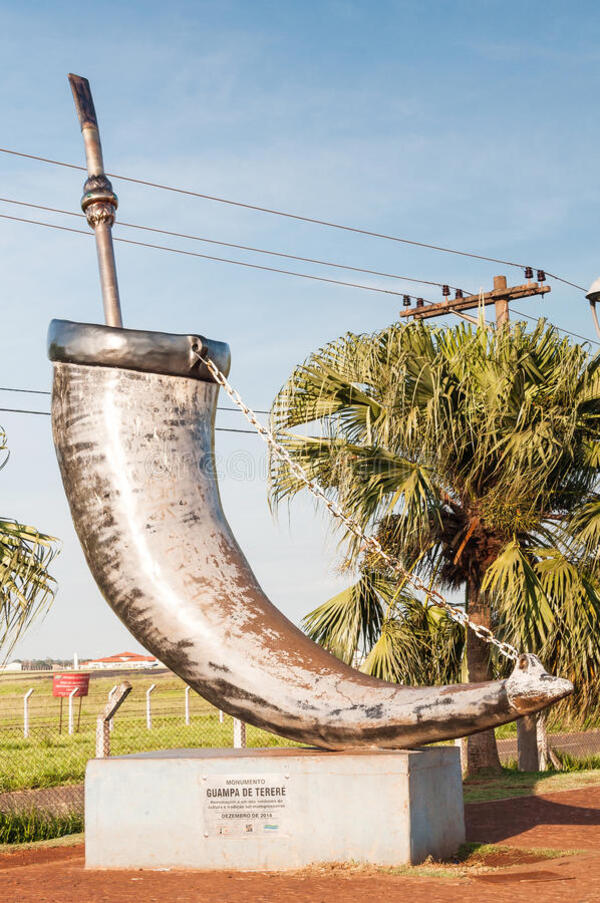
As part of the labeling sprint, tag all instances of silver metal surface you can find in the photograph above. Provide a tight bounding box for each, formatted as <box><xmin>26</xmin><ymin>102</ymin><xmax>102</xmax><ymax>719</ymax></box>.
<box><xmin>49</xmin><ymin>323</ymin><xmax>573</xmax><ymax>749</ymax></box>
<box><xmin>68</xmin><ymin>74</ymin><xmax>123</xmax><ymax>327</ymax></box>
<box><xmin>48</xmin><ymin>319</ymin><xmax>231</xmax><ymax>382</ymax></box>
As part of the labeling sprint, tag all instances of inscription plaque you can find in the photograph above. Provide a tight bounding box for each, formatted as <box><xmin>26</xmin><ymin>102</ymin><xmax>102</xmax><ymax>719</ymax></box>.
<box><xmin>203</xmin><ymin>773</ymin><xmax>290</xmax><ymax>837</ymax></box>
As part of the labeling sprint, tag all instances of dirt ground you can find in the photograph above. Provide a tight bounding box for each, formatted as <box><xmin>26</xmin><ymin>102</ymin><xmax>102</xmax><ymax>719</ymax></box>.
<box><xmin>3</xmin><ymin>785</ymin><xmax>600</xmax><ymax>902</ymax></box>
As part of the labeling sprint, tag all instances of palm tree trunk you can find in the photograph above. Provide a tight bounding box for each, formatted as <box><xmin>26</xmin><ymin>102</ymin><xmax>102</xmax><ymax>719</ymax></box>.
<box><xmin>465</xmin><ymin>576</ymin><xmax>502</xmax><ymax>775</ymax></box>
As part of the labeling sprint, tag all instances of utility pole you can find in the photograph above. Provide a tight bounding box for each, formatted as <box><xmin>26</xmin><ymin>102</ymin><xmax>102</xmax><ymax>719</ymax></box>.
<box><xmin>401</xmin><ymin>269</ymin><xmax>553</xmax><ymax>772</ymax></box>
<box><xmin>399</xmin><ymin>272</ymin><xmax>550</xmax><ymax>328</ymax></box>
<box><xmin>493</xmin><ymin>275</ymin><xmax>509</xmax><ymax>327</ymax></box>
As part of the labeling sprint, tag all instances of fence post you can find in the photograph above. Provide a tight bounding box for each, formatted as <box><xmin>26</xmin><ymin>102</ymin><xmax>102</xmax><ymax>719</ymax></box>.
<box><xmin>146</xmin><ymin>683</ymin><xmax>156</xmax><ymax>730</ymax></box>
<box><xmin>233</xmin><ymin>718</ymin><xmax>246</xmax><ymax>748</ymax></box>
<box><xmin>219</xmin><ymin>710</ymin><xmax>224</xmax><ymax>724</ymax></box>
<box><xmin>96</xmin><ymin>682</ymin><xmax>132</xmax><ymax>758</ymax></box>
<box><xmin>23</xmin><ymin>688</ymin><xmax>34</xmax><ymax>739</ymax></box>
<box><xmin>68</xmin><ymin>687</ymin><xmax>78</xmax><ymax>735</ymax></box>
<box><xmin>108</xmin><ymin>685</ymin><xmax>117</xmax><ymax>732</ymax></box>
<box><xmin>185</xmin><ymin>685</ymin><xmax>191</xmax><ymax>726</ymax></box>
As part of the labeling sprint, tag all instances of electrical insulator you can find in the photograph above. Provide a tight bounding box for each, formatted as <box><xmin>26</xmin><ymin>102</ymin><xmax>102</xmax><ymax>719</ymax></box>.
<box><xmin>455</xmin><ymin>289</ymin><xmax>463</xmax><ymax>299</ymax></box>
<box><xmin>442</xmin><ymin>285</ymin><xmax>450</xmax><ymax>297</ymax></box>
<box><xmin>525</xmin><ymin>266</ymin><xmax>534</xmax><ymax>280</ymax></box>
<box><xmin>402</xmin><ymin>295</ymin><xmax>411</xmax><ymax>307</ymax></box>
<box><xmin>416</xmin><ymin>298</ymin><xmax>425</xmax><ymax>308</ymax></box>
<box><xmin>537</xmin><ymin>269</ymin><xmax>546</xmax><ymax>282</ymax></box>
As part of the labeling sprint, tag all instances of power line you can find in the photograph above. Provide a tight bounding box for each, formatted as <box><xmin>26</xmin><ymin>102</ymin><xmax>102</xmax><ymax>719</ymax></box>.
<box><xmin>0</xmin><ymin>198</ymin><xmax>464</xmax><ymax>295</ymax></box>
<box><xmin>0</xmin><ymin>211</ymin><xmax>492</xmax><ymax>330</ymax></box>
<box><xmin>0</xmin><ymin>407</ymin><xmax>50</xmax><ymax>417</ymax></box>
<box><xmin>0</xmin><ymin>146</ymin><xmax>587</xmax><ymax>292</ymax></box>
<box><xmin>0</xmin><ymin>405</ymin><xmax>265</xmax><ymax>434</ymax></box>
<box><xmin>0</xmin><ymin>386</ymin><xmax>271</xmax><ymax>415</ymax></box>
<box><xmin>0</xmin><ymin>213</ymin><xmax>437</xmax><ymax>301</ymax></box>
<box><xmin>1</xmin><ymin>212</ymin><xmax>595</xmax><ymax>345</ymax></box>
<box><xmin>0</xmin><ymin>386</ymin><xmax>51</xmax><ymax>397</ymax></box>
<box><xmin>0</xmin><ymin>404</ymin><xmax>331</xmax><ymax>440</ymax></box>
<box><xmin>511</xmin><ymin>307</ymin><xmax>600</xmax><ymax>346</ymax></box>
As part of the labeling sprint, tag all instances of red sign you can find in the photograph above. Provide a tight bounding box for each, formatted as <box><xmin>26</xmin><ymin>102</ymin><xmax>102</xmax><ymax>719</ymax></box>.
<box><xmin>52</xmin><ymin>673</ymin><xmax>90</xmax><ymax>698</ymax></box>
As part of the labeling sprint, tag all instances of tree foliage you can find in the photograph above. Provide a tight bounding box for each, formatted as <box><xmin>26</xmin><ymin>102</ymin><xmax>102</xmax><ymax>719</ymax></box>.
<box><xmin>269</xmin><ymin>319</ymin><xmax>600</xmax><ymax>723</ymax></box>
<box><xmin>0</xmin><ymin>427</ymin><xmax>58</xmax><ymax>662</ymax></box>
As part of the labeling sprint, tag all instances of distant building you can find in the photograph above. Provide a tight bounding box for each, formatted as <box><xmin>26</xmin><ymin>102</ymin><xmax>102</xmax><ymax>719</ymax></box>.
<box><xmin>82</xmin><ymin>651</ymin><xmax>160</xmax><ymax>670</ymax></box>
<box><xmin>3</xmin><ymin>660</ymin><xmax>23</xmax><ymax>671</ymax></box>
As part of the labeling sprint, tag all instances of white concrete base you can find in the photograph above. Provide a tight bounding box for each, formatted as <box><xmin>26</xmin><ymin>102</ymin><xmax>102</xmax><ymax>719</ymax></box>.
<box><xmin>85</xmin><ymin>746</ymin><xmax>465</xmax><ymax>870</ymax></box>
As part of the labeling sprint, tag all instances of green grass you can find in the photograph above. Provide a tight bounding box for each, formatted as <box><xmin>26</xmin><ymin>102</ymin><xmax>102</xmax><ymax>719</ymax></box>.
<box><xmin>0</xmin><ymin>715</ymin><xmax>296</xmax><ymax>793</ymax></box>
<box><xmin>454</xmin><ymin>841</ymin><xmax>578</xmax><ymax>861</ymax></box>
<box><xmin>0</xmin><ymin>669</ymin><xmax>215</xmax><ymax>731</ymax></box>
<box><xmin>382</xmin><ymin>843</ymin><xmax>578</xmax><ymax>879</ymax></box>
<box><xmin>3</xmin><ymin>671</ymin><xmax>600</xmax><ymax>801</ymax></box>
<box><xmin>0</xmin><ymin>831</ymin><xmax>84</xmax><ymax>853</ymax></box>
<box><xmin>0</xmin><ymin>669</ymin><xmax>298</xmax><ymax>792</ymax></box>
<box><xmin>554</xmin><ymin>751</ymin><xmax>600</xmax><ymax>771</ymax></box>
<box><xmin>0</xmin><ymin>810</ymin><xmax>84</xmax><ymax>844</ymax></box>
<box><xmin>464</xmin><ymin>764</ymin><xmax>600</xmax><ymax>802</ymax></box>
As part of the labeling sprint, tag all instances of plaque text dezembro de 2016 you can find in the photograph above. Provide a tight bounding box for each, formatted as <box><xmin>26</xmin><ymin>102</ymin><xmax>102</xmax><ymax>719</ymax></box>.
<box><xmin>203</xmin><ymin>774</ymin><xmax>290</xmax><ymax>837</ymax></box>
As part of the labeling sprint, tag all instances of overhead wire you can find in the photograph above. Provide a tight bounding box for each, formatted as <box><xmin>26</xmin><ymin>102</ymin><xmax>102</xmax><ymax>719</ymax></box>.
<box><xmin>0</xmin><ymin>211</ymin><xmax>497</xmax><ymax>331</ymax></box>
<box><xmin>0</xmin><ymin>212</ymin><xmax>440</xmax><ymax>301</ymax></box>
<box><xmin>0</xmin><ymin>386</ymin><xmax>50</xmax><ymax>397</ymax></box>
<box><xmin>0</xmin><ymin>407</ymin><xmax>50</xmax><ymax>417</ymax></box>
<box><xmin>1</xmin><ymin>211</ymin><xmax>596</xmax><ymax>344</ymax></box>
<box><xmin>0</xmin><ymin>146</ymin><xmax>588</xmax><ymax>292</ymax></box>
<box><xmin>510</xmin><ymin>307</ymin><xmax>600</xmax><ymax>346</ymax></box>
<box><xmin>0</xmin><ymin>405</ymin><xmax>265</xmax><ymax>434</ymax></box>
<box><xmin>0</xmin><ymin>152</ymin><xmax>596</xmax><ymax>343</ymax></box>
<box><xmin>0</xmin><ymin>385</ymin><xmax>271</xmax><ymax>414</ymax></box>
<box><xmin>0</xmin><ymin>198</ymin><xmax>465</xmax><ymax>295</ymax></box>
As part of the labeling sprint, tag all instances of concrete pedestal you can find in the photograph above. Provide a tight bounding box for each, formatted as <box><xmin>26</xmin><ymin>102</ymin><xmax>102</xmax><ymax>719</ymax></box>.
<box><xmin>85</xmin><ymin>746</ymin><xmax>465</xmax><ymax>870</ymax></box>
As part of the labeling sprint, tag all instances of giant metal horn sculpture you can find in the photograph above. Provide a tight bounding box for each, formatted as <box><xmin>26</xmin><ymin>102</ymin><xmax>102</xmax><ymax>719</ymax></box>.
<box><xmin>48</xmin><ymin>76</ymin><xmax>573</xmax><ymax>750</ymax></box>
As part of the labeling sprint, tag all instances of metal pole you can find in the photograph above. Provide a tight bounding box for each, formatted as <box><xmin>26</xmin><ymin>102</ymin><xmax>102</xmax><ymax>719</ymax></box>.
<box><xmin>185</xmin><ymin>685</ymin><xmax>191</xmax><ymax>726</ymax></box>
<box><xmin>219</xmin><ymin>709</ymin><xmax>224</xmax><ymax>724</ymax></box>
<box><xmin>68</xmin><ymin>74</ymin><xmax>123</xmax><ymax>327</ymax></box>
<box><xmin>23</xmin><ymin>688</ymin><xmax>34</xmax><ymax>739</ymax></box>
<box><xmin>108</xmin><ymin>684</ymin><xmax>117</xmax><ymax>732</ymax></box>
<box><xmin>591</xmin><ymin>301</ymin><xmax>600</xmax><ymax>340</ymax></box>
<box><xmin>68</xmin><ymin>687</ymin><xmax>77</xmax><ymax>735</ymax></box>
<box><xmin>146</xmin><ymin>683</ymin><xmax>156</xmax><ymax>730</ymax></box>
<box><xmin>96</xmin><ymin>682</ymin><xmax>132</xmax><ymax>758</ymax></box>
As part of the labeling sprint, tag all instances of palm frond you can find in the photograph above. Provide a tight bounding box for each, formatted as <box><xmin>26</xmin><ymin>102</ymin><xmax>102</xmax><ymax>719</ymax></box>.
<box><xmin>271</xmin><ymin>317</ymin><xmax>600</xmax><ymax>713</ymax></box>
<box><xmin>302</xmin><ymin>569</ymin><xmax>387</xmax><ymax>663</ymax></box>
<box><xmin>0</xmin><ymin>517</ymin><xmax>59</xmax><ymax>663</ymax></box>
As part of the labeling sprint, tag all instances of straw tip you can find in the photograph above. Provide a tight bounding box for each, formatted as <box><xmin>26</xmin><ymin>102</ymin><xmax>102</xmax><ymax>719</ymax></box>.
<box><xmin>67</xmin><ymin>74</ymin><xmax>98</xmax><ymax>130</ymax></box>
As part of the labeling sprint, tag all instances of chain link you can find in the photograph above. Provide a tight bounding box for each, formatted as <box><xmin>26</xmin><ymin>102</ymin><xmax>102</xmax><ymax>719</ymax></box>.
<box><xmin>199</xmin><ymin>353</ymin><xmax>519</xmax><ymax>662</ymax></box>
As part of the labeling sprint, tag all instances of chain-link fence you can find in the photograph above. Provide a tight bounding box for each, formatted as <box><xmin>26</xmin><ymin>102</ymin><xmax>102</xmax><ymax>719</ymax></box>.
<box><xmin>2</xmin><ymin>667</ymin><xmax>600</xmax><ymax>824</ymax></box>
<box><xmin>496</xmin><ymin>728</ymin><xmax>600</xmax><ymax>768</ymax></box>
<box><xmin>0</xmin><ymin>668</ymin><xmax>295</xmax><ymax>820</ymax></box>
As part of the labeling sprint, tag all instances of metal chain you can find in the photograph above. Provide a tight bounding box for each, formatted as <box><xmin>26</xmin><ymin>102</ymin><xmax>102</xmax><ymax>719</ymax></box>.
<box><xmin>199</xmin><ymin>353</ymin><xmax>519</xmax><ymax>662</ymax></box>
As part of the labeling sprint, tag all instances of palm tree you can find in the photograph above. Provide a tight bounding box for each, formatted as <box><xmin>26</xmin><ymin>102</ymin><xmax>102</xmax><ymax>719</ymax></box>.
<box><xmin>0</xmin><ymin>427</ymin><xmax>58</xmax><ymax>662</ymax></box>
<box><xmin>269</xmin><ymin>319</ymin><xmax>600</xmax><ymax>774</ymax></box>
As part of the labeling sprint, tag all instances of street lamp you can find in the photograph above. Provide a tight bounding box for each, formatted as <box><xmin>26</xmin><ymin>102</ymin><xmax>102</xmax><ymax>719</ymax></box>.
<box><xmin>586</xmin><ymin>278</ymin><xmax>600</xmax><ymax>339</ymax></box>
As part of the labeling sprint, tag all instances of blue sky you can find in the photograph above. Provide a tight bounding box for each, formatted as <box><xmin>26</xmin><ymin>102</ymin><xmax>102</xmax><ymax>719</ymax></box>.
<box><xmin>1</xmin><ymin>0</ymin><xmax>599</xmax><ymax>659</ymax></box>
